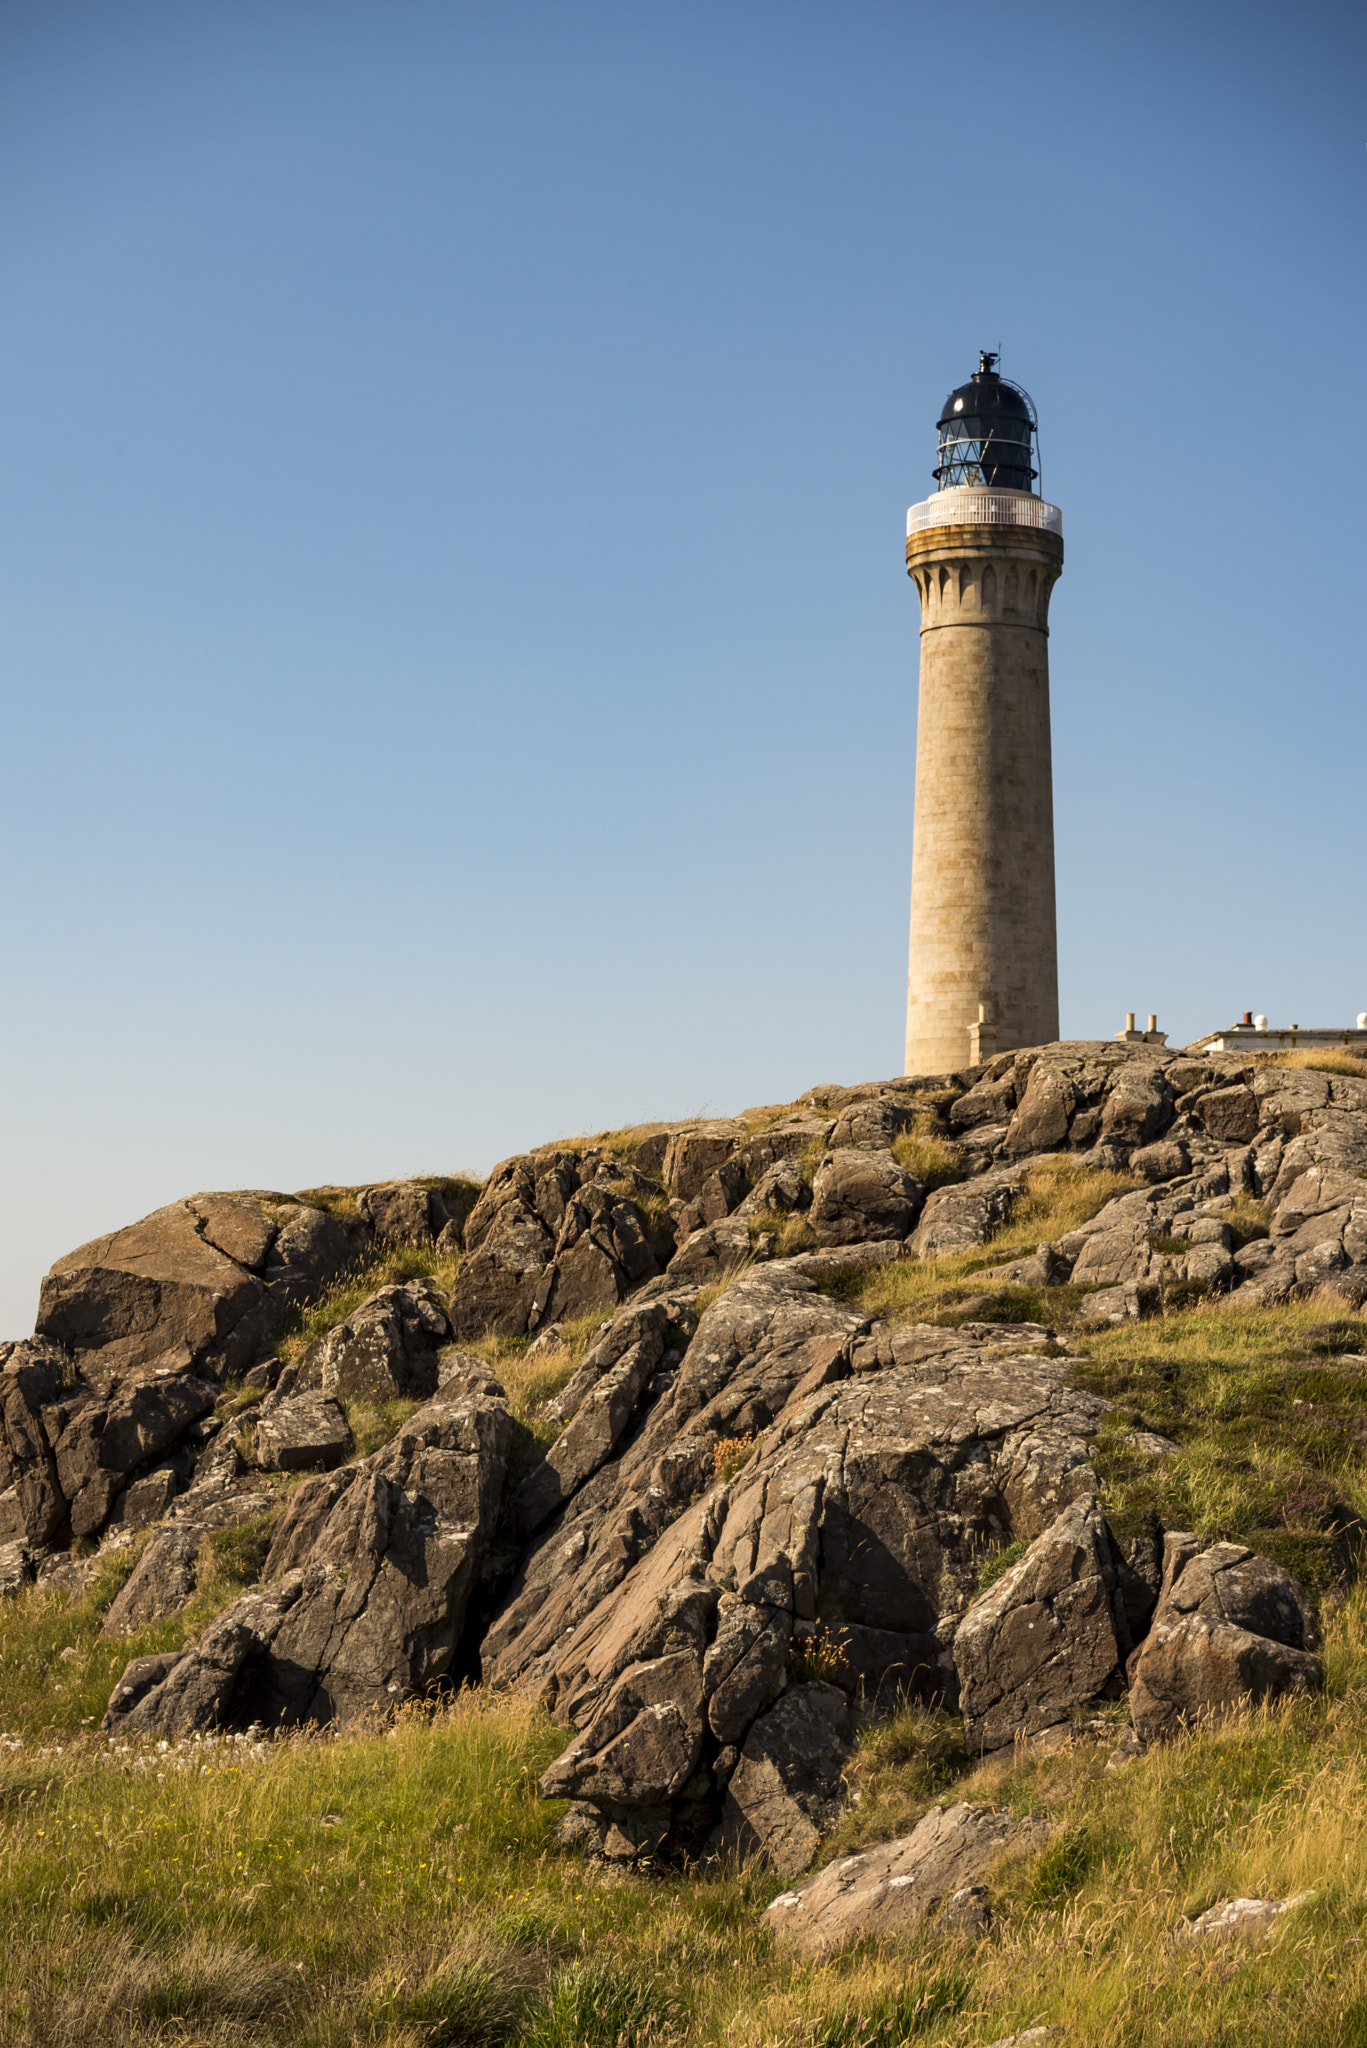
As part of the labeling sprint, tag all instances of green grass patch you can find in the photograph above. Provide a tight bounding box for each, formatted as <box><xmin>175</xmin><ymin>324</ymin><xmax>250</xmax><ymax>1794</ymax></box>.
<box><xmin>276</xmin><ymin>1244</ymin><xmax>464</xmax><ymax>1365</ymax></box>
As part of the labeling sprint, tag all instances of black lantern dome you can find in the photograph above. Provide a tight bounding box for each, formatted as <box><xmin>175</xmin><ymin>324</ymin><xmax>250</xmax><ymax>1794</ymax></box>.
<box><xmin>933</xmin><ymin>352</ymin><xmax>1038</xmax><ymax>493</ymax></box>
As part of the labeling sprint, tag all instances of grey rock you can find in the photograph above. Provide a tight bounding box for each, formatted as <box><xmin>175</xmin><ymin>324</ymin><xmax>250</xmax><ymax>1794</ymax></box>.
<box><xmin>731</xmin><ymin>1161</ymin><xmax>809</xmax><ymax>1222</ymax></box>
<box><xmin>764</xmin><ymin>1801</ymin><xmax>1047</xmax><ymax>1953</ymax></box>
<box><xmin>0</xmin><ymin>1340</ymin><xmax>71</xmax><ymax>1545</ymax></box>
<box><xmin>106</xmin><ymin>1375</ymin><xmax>511</xmax><ymax>1733</ymax></box>
<box><xmin>950</xmin><ymin>1073</ymin><xmax>1019</xmax><ymax>1132</ymax></box>
<box><xmin>0</xmin><ymin>1540</ymin><xmax>31</xmax><ymax>1598</ymax></box>
<box><xmin>539</xmin><ymin>1651</ymin><xmax>705</xmax><ymax>1807</ymax></box>
<box><xmin>808</xmin><ymin>1149</ymin><xmax>922</xmax><ymax>1247</ymax></box>
<box><xmin>515</xmin><ymin>1311</ymin><xmax>665</xmax><ymax>1535</ymax></box>
<box><xmin>1179</xmin><ymin>1893</ymin><xmax>1314</xmax><ymax>1945</ymax></box>
<box><xmin>827</xmin><ymin>1097</ymin><xmax>923</xmax><ymax>1151</ymax></box>
<box><xmin>702</xmin><ymin>1596</ymin><xmax>790</xmax><ymax>1741</ymax></box>
<box><xmin>718</xmin><ymin>1681</ymin><xmax>850</xmax><ymax>1875</ymax></box>
<box><xmin>1005</xmin><ymin>1061</ymin><xmax>1080</xmax><ymax>1155</ymax></box>
<box><xmin>664</xmin><ymin>1222</ymin><xmax>754</xmax><ymax>1285</ymax></box>
<box><xmin>1130</xmin><ymin>1139</ymin><xmax>1191</xmax><ymax>1183</ymax></box>
<box><xmin>675</xmin><ymin>1159</ymin><xmax>750</xmax><ymax>1237</ymax></box>
<box><xmin>448</xmin><ymin>1214</ymin><xmax>552</xmax><ymax>1340</ymax></box>
<box><xmin>910</xmin><ymin>1170</ymin><xmax>1022</xmax><ymax>1258</ymax></box>
<box><xmin>664</xmin><ymin>1124</ymin><xmax>744</xmax><ymax>1202</ymax></box>
<box><xmin>255</xmin><ymin>1395</ymin><xmax>351</xmax><ymax>1472</ymax></box>
<box><xmin>305</xmin><ymin>1280</ymin><xmax>452</xmax><ymax>1403</ymax></box>
<box><xmin>102</xmin><ymin>1652</ymin><xmax>184</xmax><ymax>1728</ymax></box>
<box><xmin>357</xmin><ymin>1182</ymin><xmax>448</xmax><ymax>1245</ymax></box>
<box><xmin>99</xmin><ymin>1526</ymin><xmax>205</xmax><ymax>1638</ymax></box>
<box><xmin>1195</xmin><ymin>1086</ymin><xmax>1259</xmax><ymax>1145</ymax></box>
<box><xmin>954</xmin><ymin>1499</ymin><xmax>1131</xmax><ymax>1754</ymax></box>
<box><xmin>1078</xmin><ymin>1281</ymin><xmax>1160</xmax><ymax>1324</ymax></box>
<box><xmin>1129</xmin><ymin>1540</ymin><xmax>1321</xmax><ymax>1741</ymax></box>
<box><xmin>531</xmin><ymin>1182</ymin><xmax>660</xmax><ymax>1327</ymax></box>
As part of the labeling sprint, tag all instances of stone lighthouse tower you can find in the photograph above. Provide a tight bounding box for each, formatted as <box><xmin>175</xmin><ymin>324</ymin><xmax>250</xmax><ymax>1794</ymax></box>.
<box><xmin>903</xmin><ymin>353</ymin><xmax>1063</xmax><ymax>1075</ymax></box>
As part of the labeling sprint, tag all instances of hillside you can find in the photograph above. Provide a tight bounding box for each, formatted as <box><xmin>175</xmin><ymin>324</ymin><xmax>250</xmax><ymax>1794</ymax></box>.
<box><xmin>3</xmin><ymin>1038</ymin><xmax>1367</xmax><ymax>2046</ymax></box>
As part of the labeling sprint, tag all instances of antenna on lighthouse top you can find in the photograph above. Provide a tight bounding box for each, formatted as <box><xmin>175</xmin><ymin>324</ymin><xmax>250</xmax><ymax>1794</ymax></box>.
<box><xmin>978</xmin><ymin>350</ymin><xmax>999</xmax><ymax>375</ymax></box>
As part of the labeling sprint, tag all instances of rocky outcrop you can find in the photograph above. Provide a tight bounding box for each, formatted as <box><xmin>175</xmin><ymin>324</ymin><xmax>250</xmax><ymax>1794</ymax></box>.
<box><xmin>36</xmin><ymin>1195</ymin><xmax>364</xmax><ymax>1381</ymax></box>
<box><xmin>807</xmin><ymin>1149</ymin><xmax>923</xmax><ymax>1246</ymax></box>
<box><xmin>480</xmin><ymin>1261</ymin><xmax>1107</xmax><ymax>1863</ymax></box>
<box><xmin>765</xmin><ymin>1801</ymin><xmax>1049</xmax><ymax>1952</ymax></box>
<box><xmin>449</xmin><ymin>1151</ymin><xmax>665</xmax><ymax>1339</ymax></box>
<box><xmin>105</xmin><ymin>1366</ymin><xmax>510</xmax><ymax>1734</ymax></box>
<box><xmin>3</xmin><ymin>1037</ymin><xmax>1357</xmax><ymax>1876</ymax></box>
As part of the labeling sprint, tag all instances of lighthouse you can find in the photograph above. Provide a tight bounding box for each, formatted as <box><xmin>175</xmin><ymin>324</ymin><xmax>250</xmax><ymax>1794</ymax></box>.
<box><xmin>903</xmin><ymin>353</ymin><xmax>1063</xmax><ymax>1075</ymax></box>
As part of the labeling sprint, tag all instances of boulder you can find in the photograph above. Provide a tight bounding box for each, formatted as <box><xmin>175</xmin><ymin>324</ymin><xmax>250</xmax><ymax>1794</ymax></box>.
<box><xmin>827</xmin><ymin>1097</ymin><xmax>922</xmax><ymax>1151</ymax></box>
<box><xmin>1099</xmin><ymin>1065</ymin><xmax>1174</xmax><ymax>1149</ymax></box>
<box><xmin>531</xmin><ymin>1183</ymin><xmax>660</xmax><ymax>1327</ymax></box>
<box><xmin>1129</xmin><ymin>1539</ymin><xmax>1322</xmax><ymax>1740</ymax></box>
<box><xmin>764</xmin><ymin>1801</ymin><xmax>1048</xmax><ymax>1953</ymax></box>
<box><xmin>539</xmin><ymin>1651</ymin><xmax>706</xmax><ymax>1809</ymax></box>
<box><xmin>1005</xmin><ymin>1062</ymin><xmax>1080</xmax><ymax>1155</ymax></box>
<box><xmin>357</xmin><ymin>1182</ymin><xmax>448</xmax><ymax>1245</ymax></box>
<box><xmin>0</xmin><ymin>1340</ymin><xmax>71</xmax><ymax>1545</ymax></box>
<box><xmin>301</xmin><ymin>1280</ymin><xmax>452</xmax><ymax>1403</ymax></box>
<box><xmin>954</xmin><ymin>1499</ymin><xmax>1133</xmax><ymax>1753</ymax></box>
<box><xmin>807</xmin><ymin>1149</ymin><xmax>923</xmax><ymax>1246</ymax></box>
<box><xmin>663</xmin><ymin>1124</ymin><xmax>744</xmax><ymax>1202</ymax></box>
<box><xmin>675</xmin><ymin>1159</ymin><xmax>750</xmax><ymax>1236</ymax></box>
<box><xmin>1180</xmin><ymin>1894</ymin><xmax>1314</xmax><ymax>1945</ymax></box>
<box><xmin>910</xmin><ymin>1170</ymin><xmax>1022</xmax><ymax>1258</ymax></box>
<box><xmin>665</xmin><ymin>1221</ymin><xmax>754</xmax><ymax>1284</ymax></box>
<box><xmin>515</xmin><ymin>1310</ymin><xmax>665</xmax><ymax>1535</ymax></box>
<box><xmin>254</xmin><ymin>1395</ymin><xmax>352</xmax><ymax>1472</ymax></box>
<box><xmin>702</xmin><ymin>1596</ymin><xmax>790</xmax><ymax>1741</ymax></box>
<box><xmin>950</xmin><ymin>1072</ymin><xmax>1019</xmax><ymax>1132</ymax></box>
<box><xmin>717</xmin><ymin>1681</ymin><xmax>850</xmax><ymax>1875</ymax></box>
<box><xmin>105</xmin><ymin>1371</ymin><xmax>511</xmax><ymax>1733</ymax></box>
<box><xmin>99</xmin><ymin>1526</ymin><xmax>205</xmax><ymax>1637</ymax></box>
<box><xmin>448</xmin><ymin>1214</ymin><xmax>553</xmax><ymax>1339</ymax></box>
<box><xmin>36</xmin><ymin>1196</ymin><xmax>362</xmax><ymax>1380</ymax></box>
<box><xmin>732</xmin><ymin>1162</ymin><xmax>809</xmax><ymax>1222</ymax></box>
<box><xmin>1195</xmin><ymin>1086</ymin><xmax>1259</xmax><ymax>1146</ymax></box>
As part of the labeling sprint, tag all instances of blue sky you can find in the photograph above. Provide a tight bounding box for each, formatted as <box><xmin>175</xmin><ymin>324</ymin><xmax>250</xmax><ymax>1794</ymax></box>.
<box><xmin>1</xmin><ymin>0</ymin><xmax>1363</xmax><ymax>1333</ymax></box>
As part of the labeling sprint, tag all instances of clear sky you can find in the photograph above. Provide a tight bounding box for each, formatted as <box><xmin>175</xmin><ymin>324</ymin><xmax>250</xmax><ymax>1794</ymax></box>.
<box><xmin>1</xmin><ymin>0</ymin><xmax>1363</xmax><ymax>1336</ymax></box>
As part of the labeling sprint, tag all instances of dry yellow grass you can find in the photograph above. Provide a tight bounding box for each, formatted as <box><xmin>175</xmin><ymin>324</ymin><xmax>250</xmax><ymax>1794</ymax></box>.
<box><xmin>1273</xmin><ymin>1048</ymin><xmax>1367</xmax><ymax>1079</ymax></box>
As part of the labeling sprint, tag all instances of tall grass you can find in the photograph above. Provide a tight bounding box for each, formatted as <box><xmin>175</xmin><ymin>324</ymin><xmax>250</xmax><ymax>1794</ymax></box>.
<box><xmin>9</xmin><ymin>1623</ymin><xmax>1367</xmax><ymax>2045</ymax></box>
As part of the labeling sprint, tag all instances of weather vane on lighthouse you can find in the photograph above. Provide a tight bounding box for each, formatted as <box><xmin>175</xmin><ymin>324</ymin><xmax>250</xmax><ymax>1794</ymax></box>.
<box><xmin>903</xmin><ymin>353</ymin><xmax>1064</xmax><ymax>1074</ymax></box>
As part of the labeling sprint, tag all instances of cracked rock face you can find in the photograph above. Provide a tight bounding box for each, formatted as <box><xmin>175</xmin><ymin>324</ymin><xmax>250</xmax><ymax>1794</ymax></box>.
<box><xmin>481</xmin><ymin>1264</ymin><xmax>1107</xmax><ymax>1867</ymax></box>
<box><xmin>105</xmin><ymin>1368</ymin><xmax>511</xmax><ymax>1735</ymax></box>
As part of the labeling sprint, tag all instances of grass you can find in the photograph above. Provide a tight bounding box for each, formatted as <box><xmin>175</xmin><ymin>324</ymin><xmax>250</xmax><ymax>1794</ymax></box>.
<box><xmin>0</xmin><ymin>1507</ymin><xmax>287</xmax><ymax>1741</ymax></box>
<box><xmin>16</xmin><ymin>1150</ymin><xmax>1367</xmax><ymax>2041</ymax></box>
<box><xmin>892</xmin><ymin>1119</ymin><xmax>962</xmax><ymax>1192</ymax></box>
<box><xmin>276</xmin><ymin>1244</ymin><xmax>465</xmax><ymax>1366</ymax></box>
<box><xmin>1078</xmin><ymin>1291</ymin><xmax>1367</xmax><ymax>1584</ymax></box>
<box><xmin>1273</xmin><ymin>1049</ymin><xmax>1367</xmax><ymax>1080</ymax></box>
<box><xmin>820</xmin><ymin>1155</ymin><xmax>1144</xmax><ymax>1332</ymax></box>
<box><xmin>9</xmin><ymin>1614</ymin><xmax>1367</xmax><ymax>2044</ymax></box>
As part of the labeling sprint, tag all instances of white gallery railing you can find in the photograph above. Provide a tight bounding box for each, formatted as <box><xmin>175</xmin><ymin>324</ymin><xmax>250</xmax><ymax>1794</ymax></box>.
<box><xmin>906</xmin><ymin>489</ymin><xmax>1063</xmax><ymax>537</ymax></box>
